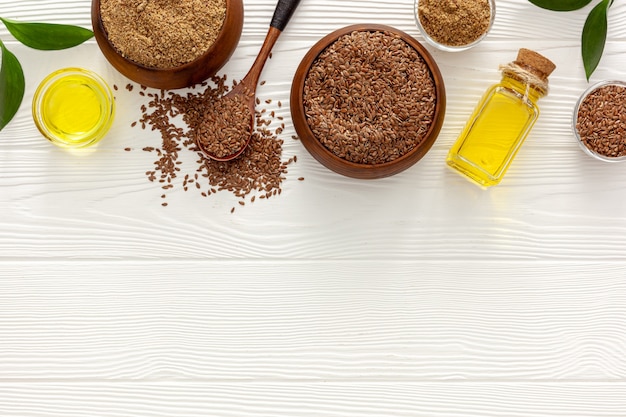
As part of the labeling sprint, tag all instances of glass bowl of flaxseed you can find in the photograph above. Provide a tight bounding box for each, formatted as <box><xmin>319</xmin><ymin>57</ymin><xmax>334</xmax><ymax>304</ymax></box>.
<box><xmin>92</xmin><ymin>0</ymin><xmax>243</xmax><ymax>89</ymax></box>
<box><xmin>291</xmin><ymin>24</ymin><xmax>446</xmax><ymax>179</ymax></box>
<box><xmin>573</xmin><ymin>80</ymin><xmax>626</xmax><ymax>162</ymax></box>
<box><xmin>415</xmin><ymin>0</ymin><xmax>495</xmax><ymax>52</ymax></box>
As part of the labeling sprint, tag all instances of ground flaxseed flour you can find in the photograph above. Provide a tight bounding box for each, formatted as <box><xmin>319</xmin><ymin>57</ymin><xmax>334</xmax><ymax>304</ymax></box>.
<box><xmin>418</xmin><ymin>0</ymin><xmax>491</xmax><ymax>47</ymax></box>
<box><xmin>100</xmin><ymin>0</ymin><xmax>226</xmax><ymax>69</ymax></box>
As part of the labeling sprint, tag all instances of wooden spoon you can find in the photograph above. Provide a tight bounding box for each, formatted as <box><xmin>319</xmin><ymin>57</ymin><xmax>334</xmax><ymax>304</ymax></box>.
<box><xmin>196</xmin><ymin>0</ymin><xmax>302</xmax><ymax>161</ymax></box>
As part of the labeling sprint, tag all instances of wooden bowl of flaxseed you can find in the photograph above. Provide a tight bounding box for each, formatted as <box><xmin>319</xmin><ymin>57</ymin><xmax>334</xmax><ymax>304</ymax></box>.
<box><xmin>92</xmin><ymin>0</ymin><xmax>243</xmax><ymax>90</ymax></box>
<box><xmin>291</xmin><ymin>24</ymin><xmax>446</xmax><ymax>179</ymax></box>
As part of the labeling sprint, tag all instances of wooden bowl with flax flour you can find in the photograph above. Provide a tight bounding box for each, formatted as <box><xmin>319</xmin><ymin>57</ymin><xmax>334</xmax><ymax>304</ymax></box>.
<box><xmin>291</xmin><ymin>24</ymin><xmax>446</xmax><ymax>179</ymax></box>
<box><xmin>92</xmin><ymin>0</ymin><xmax>243</xmax><ymax>89</ymax></box>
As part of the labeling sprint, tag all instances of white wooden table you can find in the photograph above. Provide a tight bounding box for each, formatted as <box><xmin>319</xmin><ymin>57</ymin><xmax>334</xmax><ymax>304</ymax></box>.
<box><xmin>1</xmin><ymin>0</ymin><xmax>626</xmax><ymax>415</ymax></box>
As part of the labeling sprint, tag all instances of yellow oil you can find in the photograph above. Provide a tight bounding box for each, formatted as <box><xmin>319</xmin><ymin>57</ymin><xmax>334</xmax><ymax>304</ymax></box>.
<box><xmin>33</xmin><ymin>68</ymin><xmax>115</xmax><ymax>148</ymax></box>
<box><xmin>446</xmin><ymin>76</ymin><xmax>541</xmax><ymax>187</ymax></box>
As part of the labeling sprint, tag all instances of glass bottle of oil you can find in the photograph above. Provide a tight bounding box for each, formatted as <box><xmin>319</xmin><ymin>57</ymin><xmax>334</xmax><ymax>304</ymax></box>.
<box><xmin>446</xmin><ymin>48</ymin><xmax>556</xmax><ymax>187</ymax></box>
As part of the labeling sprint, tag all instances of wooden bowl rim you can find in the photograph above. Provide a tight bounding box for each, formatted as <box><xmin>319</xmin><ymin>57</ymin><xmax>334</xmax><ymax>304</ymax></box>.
<box><xmin>291</xmin><ymin>23</ymin><xmax>446</xmax><ymax>178</ymax></box>
<box><xmin>92</xmin><ymin>0</ymin><xmax>242</xmax><ymax>77</ymax></box>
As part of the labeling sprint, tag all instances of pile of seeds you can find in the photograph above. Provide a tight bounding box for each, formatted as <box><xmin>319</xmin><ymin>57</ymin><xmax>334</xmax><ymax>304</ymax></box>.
<box><xmin>195</xmin><ymin>94</ymin><xmax>252</xmax><ymax>159</ymax></box>
<box><xmin>124</xmin><ymin>75</ymin><xmax>296</xmax><ymax>211</ymax></box>
<box><xmin>100</xmin><ymin>0</ymin><xmax>226</xmax><ymax>69</ymax></box>
<box><xmin>417</xmin><ymin>0</ymin><xmax>491</xmax><ymax>47</ymax></box>
<box><xmin>303</xmin><ymin>30</ymin><xmax>436</xmax><ymax>165</ymax></box>
<box><xmin>576</xmin><ymin>83</ymin><xmax>626</xmax><ymax>159</ymax></box>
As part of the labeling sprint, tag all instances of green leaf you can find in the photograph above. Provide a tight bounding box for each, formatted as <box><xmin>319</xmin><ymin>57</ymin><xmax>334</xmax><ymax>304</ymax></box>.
<box><xmin>0</xmin><ymin>40</ymin><xmax>25</xmax><ymax>131</ymax></box>
<box><xmin>0</xmin><ymin>17</ymin><xmax>93</xmax><ymax>50</ymax></box>
<box><xmin>528</xmin><ymin>0</ymin><xmax>594</xmax><ymax>11</ymax></box>
<box><xmin>582</xmin><ymin>0</ymin><xmax>610</xmax><ymax>80</ymax></box>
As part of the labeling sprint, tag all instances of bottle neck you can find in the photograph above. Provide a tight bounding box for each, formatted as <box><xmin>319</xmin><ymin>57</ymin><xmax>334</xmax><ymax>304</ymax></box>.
<box><xmin>500</xmin><ymin>72</ymin><xmax>546</xmax><ymax>102</ymax></box>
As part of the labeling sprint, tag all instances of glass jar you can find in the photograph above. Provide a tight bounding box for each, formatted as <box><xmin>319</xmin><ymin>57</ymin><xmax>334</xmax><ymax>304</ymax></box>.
<box><xmin>32</xmin><ymin>67</ymin><xmax>115</xmax><ymax>149</ymax></box>
<box><xmin>446</xmin><ymin>48</ymin><xmax>556</xmax><ymax>186</ymax></box>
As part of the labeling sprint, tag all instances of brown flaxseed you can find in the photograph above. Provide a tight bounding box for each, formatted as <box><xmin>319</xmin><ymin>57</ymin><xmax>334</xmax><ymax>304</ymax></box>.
<box><xmin>195</xmin><ymin>94</ymin><xmax>252</xmax><ymax>159</ymax></box>
<box><xmin>129</xmin><ymin>75</ymin><xmax>296</xmax><ymax>209</ymax></box>
<box><xmin>576</xmin><ymin>83</ymin><xmax>626</xmax><ymax>158</ymax></box>
<box><xmin>303</xmin><ymin>30</ymin><xmax>436</xmax><ymax>165</ymax></box>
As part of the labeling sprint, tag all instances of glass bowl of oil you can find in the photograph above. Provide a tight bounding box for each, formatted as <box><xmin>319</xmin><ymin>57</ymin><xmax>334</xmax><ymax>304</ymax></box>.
<box><xmin>32</xmin><ymin>67</ymin><xmax>115</xmax><ymax>149</ymax></box>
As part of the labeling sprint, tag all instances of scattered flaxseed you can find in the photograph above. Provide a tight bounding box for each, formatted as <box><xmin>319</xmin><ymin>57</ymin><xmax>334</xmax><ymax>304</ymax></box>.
<box><xmin>128</xmin><ymin>75</ymin><xmax>297</xmax><ymax>210</ymax></box>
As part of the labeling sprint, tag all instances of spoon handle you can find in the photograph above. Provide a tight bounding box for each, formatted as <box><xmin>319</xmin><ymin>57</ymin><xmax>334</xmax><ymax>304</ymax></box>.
<box><xmin>270</xmin><ymin>0</ymin><xmax>302</xmax><ymax>31</ymax></box>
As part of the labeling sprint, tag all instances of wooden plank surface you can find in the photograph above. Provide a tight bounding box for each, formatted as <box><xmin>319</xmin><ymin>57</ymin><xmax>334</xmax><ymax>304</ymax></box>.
<box><xmin>1</xmin><ymin>0</ymin><xmax>626</xmax><ymax>262</ymax></box>
<box><xmin>1</xmin><ymin>383</ymin><xmax>626</xmax><ymax>416</ymax></box>
<box><xmin>1</xmin><ymin>0</ymin><xmax>625</xmax><ymax>416</ymax></box>
<box><xmin>2</xmin><ymin>262</ymin><xmax>626</xmax><ymax>381</ymax></box>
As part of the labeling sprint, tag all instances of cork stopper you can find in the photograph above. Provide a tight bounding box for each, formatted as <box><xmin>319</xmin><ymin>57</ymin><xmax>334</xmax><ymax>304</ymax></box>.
<box><xmin>514</xmin><ymin>48</ymin><xmax>556</xmax><ymax>81</ymax></box>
